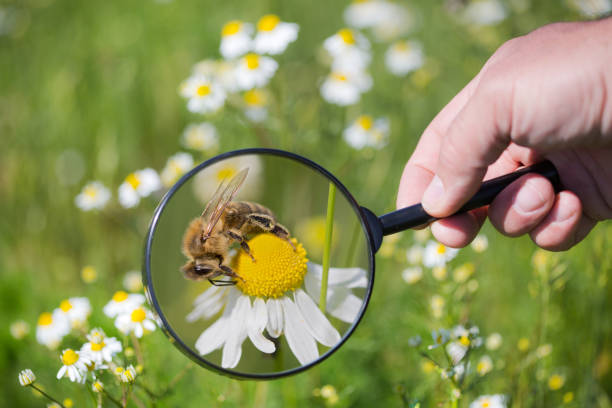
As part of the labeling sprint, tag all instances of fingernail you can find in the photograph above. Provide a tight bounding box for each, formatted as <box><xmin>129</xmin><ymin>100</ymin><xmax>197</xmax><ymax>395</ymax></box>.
<box><xmin>422</xmin><ymin>175</ymin><xmax>445</xmax><ymax>213</ymax></box>
<box><xmin>514</xmin><ymin>180</ymin><xmax>546</xmax><ymax>214</ymax></box>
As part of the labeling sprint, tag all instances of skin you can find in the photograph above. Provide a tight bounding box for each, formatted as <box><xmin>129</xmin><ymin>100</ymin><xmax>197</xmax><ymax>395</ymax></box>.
<box><xmin>397</xmin><ymin>18</ymin><xmax>612</xmax><ymax>251</ymax></box>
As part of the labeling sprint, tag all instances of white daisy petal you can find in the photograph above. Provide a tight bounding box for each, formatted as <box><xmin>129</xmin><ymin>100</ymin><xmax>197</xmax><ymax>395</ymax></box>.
<box><xmin>266</xmin><ymin>298</ymin><xmax>284</xmax><ymax>338</ymax></box>
<box><xmin>294</xmin><ymin>289</ymin><xmax>340</xmax><ymax>347</ymax></box>
<box><xmin>195</xmin><ymin>290</ymin><xmax>238</xmax><ymax>355</ymax></box>
<box><xmin>56</xmin><ymin>366</ymin><xmax>66</xmax><ymax>380</ymax></box>
<box><xmin>247</xmin><ymin>298</ymin><xmax>275</xmax><ymax>353</ymax></box>
<box><xmin>327</xmin><ymin>287</ymin><xmax>363</xmax><ymax>323</ymax></box>
<box><xmin>221</xmin><ymin>295</ymin><xmax>250</xmax><ymax>368</ymax></box>
<box><xmin>187</xmin><ymin>286</ymin><xmax>228</xmax><ymax>322</ymax></box>
<box><xmin>307</xmin><ymin>262</ymin><xmax>368</xmax><ymax>288</ymax></box>
<box><xmin>281</xmin><ymin>296</ymin><xmax>318</xmax><ymax>365</ymax></box>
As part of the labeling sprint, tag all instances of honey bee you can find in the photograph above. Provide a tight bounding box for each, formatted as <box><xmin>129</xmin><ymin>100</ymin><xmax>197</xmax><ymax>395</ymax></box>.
<box><xmin>181</xmin><ymin>168</ymin><xmax>294</xmax><ymax>285</ymax></box>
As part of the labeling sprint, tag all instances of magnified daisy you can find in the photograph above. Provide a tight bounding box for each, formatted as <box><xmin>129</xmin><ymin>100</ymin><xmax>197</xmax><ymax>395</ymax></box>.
<box><xmin>343</xmin><ymin>115</ymin><xmax>389</xmax><ymax>150</ymax></box>
<box><xmin>242</xmin><ymin>89</ymin><xmax>268</xmax><ymax>122</ymax></box>
<box><xmin>253</xmin><ymin>14</ymin><xmax>299</xmax><ymax>55</ymax></box>
<box><xmin>181</xmin><ymin>122</ymin><xmax>219</xmax><ymax>152</ymax></box>
<box><xmin>180</xmin><ymin>74</ymin><xmax>226</xmax><ymax>115</ymax></box>
<box><xmin>75</xmin><ymin>181</ymin><xmax>111</xmax><ymax>211</ymax></box>
<box><xmin>385</xmin><ymin>40</ymin><xmax>424</xmax><ymax>77</ymax></box>
<box><xmin>234</xmin><ymin>53</ymin><xmax>278</xmax><ymax>91</ymax></box>
<box><xmin>118</xmin><ymin>168</ymin><xmax>161</xmax><ymax>209</ymax></box>
<box><xmin>187</xmin><ymin>234</ymin><xmax>367</xmax><ymax>368</ymax></box>
<box><xmin>320</xmin><ymin>70</ymin><xmax>372</xmax><ymax>106</ymax></box>
<box><xmin>161</xmin><ymin>152</ymin><xmax>194</xmax><ymax>188</ymax></box>
<box><xmin>220</xmin><ymin>20</ymin><xmax>253</xmax><ymax>59</ymax></box>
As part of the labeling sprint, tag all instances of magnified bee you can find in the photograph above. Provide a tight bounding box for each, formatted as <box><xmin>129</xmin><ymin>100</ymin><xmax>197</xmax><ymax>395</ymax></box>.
<box><xmin>181</xmin><ymin>168</ymin><xmax>294</xmax><ymax>285</ymax></box>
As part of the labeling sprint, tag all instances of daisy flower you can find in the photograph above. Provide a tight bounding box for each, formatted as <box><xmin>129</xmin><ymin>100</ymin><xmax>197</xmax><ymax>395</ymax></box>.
<box><xmin>471</xmin><ymin>234</ymin><xmax>489</xmax><ymax>252</ymax></box>
<box><xmin>18</xmin><ymin>369</ymin><xmax>36</xmax><ymax>386</ymax></box>
<box><xmin>115</xmin><ymin>306</ymin><xmax>158</xmax><ymax>338</ymax></box>
<box><xmin>80</xmin><ymin>328</ymin><xmax>122</xmax><ymax>365</ymax></box>
<box><xmin>485</xmin><ymin>332</ymin><xmax>503</xmax><ymax>350</ymax></box>
<box><xmin>187</xmin><ymin>233</ymin><xmax>367</xmax><ymax>368</ymax></box>
<box><xmin>92</xmin><ymin>380</ymin><xmax>104</xmax><ymax>393</ymax></box>
<box><xmin>343</xmin><ymin>115</ymin><xmax>389</xmax><ymax>149</ymax></box>
<box><xmin>242</xmin><ymin>89</ymin><xmax>268</xmax><ymax>123</ymax></box>
<box><xmin>429</xmin><ymin>328</ymin><xmax>450</xmax><ymax>349</ymax></box>
<box><xmin>344</xmin><ymin>1</ymin><xmax>413</xmax><ymax>41</ymax></box>
<box><xmin>568</xmin><ymin>0</ymin><xmax>612</xmax><ymax>17</ymax></box>
<box><xmin>385</xmin><ymin>40</ymin><xmax>424</xmax><ymax>76</ymax></box>
<box><xmin>370</xmin><ymin>2</ymin><xmax>413</xmax><ymax>42</ymax></box>
<box><xmin>253</xmin><ymin>14</ymin><xmax>299</xmax><ymax>55</ymax></box>
<box><xmin>57</xmin><ymin>297</ymin><xmax>91</xmax><ymax>329</ymax></box>
<box><xmin>118</xmin><ymin>168</ymin><xmax>161</xmax><ymax>209</ymax></box>
<box><xmin>470</xmin><ymin>394</ymin><xmax>506</xmax><ymax>408</ymax></box>
<box><xmin>477</xmin><ymin>355</ymin><xmax>493</xmax><ymax>376</ymax></box>
<box><xmin>181</xmin><ymin>122</ymin><xmax>219</xmax><ymax>152</ymax></box>
<box><xmin>116</xmin><ymin>365</ymin><xmax>137</xmax><ymax>383</ymax></box>
<box><xmin>57</xmin><ymin>348</ymin><xmax>91</xmax><ymax>383</ymax></box>
<box><xmin>446</xmin><ymin>325</ymin><xmax>482</xmax><ymax>363</ymax></box>
<box><xmin>75</xmin><ymin>181</ymin><xmax>111</xmax><ymax>211</ymax></box>
<box><xmin>234</xmin><ymin>53</ymin><xmax>278</xmax><ymax>90</ymax></box>
<box><xmin>192</xmin><ymin>154</ymin><xmax>262</xmax><ymax>204</ymax></box>
<box><xmin>36</xmin><ymin>310</ymin><xmax>70</xmax><ymax>349</ymax></box>
<box><xmin>401</xmin><ymin>266</ymin><xmax>423</xmax><ymax>284</ymax></box>
<box><xmin>123</xmin><ymin>270</ymin><xmax>143</xmax><ymax>292</ymax></box>
<box><xmin>10</xmin><ymin>320</ymin><xmax>30</xmax><ymax>340</ymax></box>
<box><xmin>103</xmin><ymin>291</ymin><xmax>146</xmax><ymax>318</ymax></box>
<box><xmin>423</xmin><ymin>240</ymin><xmax>459</xmax><ymax>268</ymax></box>
<box><xmin>406</xmin><ymin>244</ymin><xmax>424</xmax><ymax>265</ymax></box>
<box><xmin>323</xmin><ymin>28</ymin><xmax>371</xmax><ymax>70</ymax></box>
<box><xmin>220</xmin><ymin>20</ymin><xmax>253</xmax><ymax>59</ymax></box>
<box><xmin>320</xmin><ymin>70</ymin><xmax>372</xmax><ymax>106</ymax></box>
<box><xmin>180</xmin><ymin>74</ymin><xmax>226</xmax><ymax>115</ymax></box>
<box><xmin>161</xmin><ymin>152</ymin><xmax>194</xmax><ymax>188</ymax></box>
<box><xmin>461</xmin><ymin>0</ymin><xmax>507</xmax><ymax>26</ymax></box>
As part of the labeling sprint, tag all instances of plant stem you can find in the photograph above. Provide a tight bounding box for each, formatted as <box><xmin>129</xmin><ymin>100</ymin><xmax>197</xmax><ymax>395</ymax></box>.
<box><xmin>131</xmin><ymin>333</ymin><xmax>144</xmax><ymax>367</ymax></box>
<box><xmin>319</xmin><ymin>182</ymin><xmax>336</xmax><ymax>313</ymax></box>
<box><xmin>29</xmin><ymin>384</ymin><xmax>66</xmax><ymax>408</ymax></box>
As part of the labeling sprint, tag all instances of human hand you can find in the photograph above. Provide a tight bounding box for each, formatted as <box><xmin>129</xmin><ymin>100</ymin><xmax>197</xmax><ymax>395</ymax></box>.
<box><xmin>397</xmin><ymin>18</ymin><xmax>612</xmax><ymax>251</ymax></box>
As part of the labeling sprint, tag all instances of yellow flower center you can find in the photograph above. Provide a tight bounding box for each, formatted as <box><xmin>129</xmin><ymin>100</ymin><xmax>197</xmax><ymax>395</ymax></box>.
<box><xmin>234</xmin><ymin>234</ymin><xmax>308</xmax><ymax>298</ymax></box>
<box><xmin>481</xmin><ymin>401</ymin><xmax>490</xmax><ymax>408</ymax></box>
<box><xmin>125</xmin><ymin>173</ymin><xmax>141</xmax><ymax>190</ymax></box>
<box><xmin>81</xmin><ymin>266</ymin><xmax>97</xmax><ymax>283</ymax></box>
<box><xmin>84</xmin><ymin>185</ymin><xmax>98</xmax><ymax>198</ymax></box>
<box><xmin>59</xmin><ymin>300</ymin><xmax>73</xmax><ymax>312</ymax></box>
<box><xmin>115</xmin><ymin>367</ymin><xmax>124</xmax><ymax>375</ymax></box>
<box><xmin>221</xmin><ymin>20</ymin><xmax>241</xmax><ymax>37</ymax></box>
<box><xmin>394</xmin><ymin>41</ymin><xmax>411</xmax><ymax>52</ymax></box>
<box><xmin>196</xmin><ymin>84</ymin><xmax>211</xmax><ymax>97</ymax></box>
<box><xmin>245</xmin><ymin>53</ymin><xmax>260</xmax><ymax>70</ymax></box>
<box><xmin>548</xmin><ymin>374</ymin><xmax>564</xmax><ymax>390</ymax></box>
<box><xmin>131</xmin><ymin>307</ymin><xmax>146</xmax><ymax>323</ymax></box>
<box><xmin>91</xmin><ymin>341</ymin><xmax>105</xmax><ymax>352</ymax></box>
<box><xmin>257</xmin><ymin>14</ymin><xmax>280</xmax><ymax>32</ymax></box>
<box><xmin>215</xmin><ymin>166</ymin><xmax>237</xmax><ymax>182</ymax></box>
<box><xmin>477</xmin><ymin>362</ymin><xmax>485</xmax><ymax>373</ymax></box>
<box><xmin>61</xmin><ymin>349</ymin><xmax>79</xmax><ymax>366</ymax></box>
<box><xmin>243</xmin><ymin>89</ymin><xmax>264</xmax><ymax>106</ymax></box>
<box><xmin>112</xmin><ymin>291</ymin><xmax>129</xmax><ymax>302</ymax></box>
<box><xmin>459</xmin><ymin>335</ymin><xmax>470</xmax><ymax>347</ymax></box>
<box><xmin>331</xmin><ymin>72</ymin><xmax>348</xmax><ymax>82</ymax></box>
<box><xmin>357</xmin><ymin>115</ymin><xmax>373</xmax><ymax>130</ymax></box>
<box><xmin>436</xmin><ymin>244</ymin><xmax>446</xmax><ymax>254</ymax></box>
<box><xmin>338</xmin><ymin>28</ymin><xmax>356</xmax><ymax>45</ymax></box>
<box><xmin>38</xmin><ymin>312</ymin><xmax>53</xmax><ymax>326</ymax></box>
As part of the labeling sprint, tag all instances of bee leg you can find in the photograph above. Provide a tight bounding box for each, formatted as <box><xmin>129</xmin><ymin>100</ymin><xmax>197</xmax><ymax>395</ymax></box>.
<box><xmin>226</xmin><ymin>229</ymin><xmax>256</xmax><ymax>262</ymax></box>
<box><xmin>271</xmin><ymin>223</ymin><xmax>296</xmax><ymax>251</ymax></box>
<box><xmin>220</xmin><ymin>264</ymin><xmax>245</xmax><ymax>283</ymax></box>
<box><xmin>209</xmin><ymin>279</ymin><xmax>237</xmax><ymax>286</ymax></box>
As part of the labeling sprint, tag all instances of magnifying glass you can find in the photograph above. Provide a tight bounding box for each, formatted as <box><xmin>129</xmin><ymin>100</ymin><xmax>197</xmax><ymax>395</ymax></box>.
<box><xmin>144</xmin><ymin>148</ymin><xmax>560</xmax><ymax>379</ymax></box>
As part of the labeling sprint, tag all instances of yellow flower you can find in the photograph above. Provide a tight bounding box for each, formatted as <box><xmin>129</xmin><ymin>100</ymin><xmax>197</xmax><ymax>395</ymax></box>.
<box><xmin>517</xmin><ymin>337</ymin><xmax>530</xmax><ymax>352</ymax></box>
<box><xmin>548</xmin><ymin>374</ymin><xmax>565</xmax><ymax>391</ymax></box>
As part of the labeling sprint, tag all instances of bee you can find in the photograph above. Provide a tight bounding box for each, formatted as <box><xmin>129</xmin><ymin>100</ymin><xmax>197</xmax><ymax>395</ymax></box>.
<box><xmin>181</xmin><ymin>168</ymin><xmax>294</xmax><ymax>285</ymax></box>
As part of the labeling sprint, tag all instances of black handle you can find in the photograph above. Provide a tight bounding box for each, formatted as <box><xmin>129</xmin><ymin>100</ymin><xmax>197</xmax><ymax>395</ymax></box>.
<box><xmin>363</xmin><ymin>161</ymin><xmax>561</xmax><ymax>252</ymax></box>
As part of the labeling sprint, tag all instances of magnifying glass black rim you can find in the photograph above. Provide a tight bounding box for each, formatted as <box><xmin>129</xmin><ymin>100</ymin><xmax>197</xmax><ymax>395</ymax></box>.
<box><xmin>143</xmin><ymin>148</ymin><xmax>376</xmax><ymax>380</ymax></box>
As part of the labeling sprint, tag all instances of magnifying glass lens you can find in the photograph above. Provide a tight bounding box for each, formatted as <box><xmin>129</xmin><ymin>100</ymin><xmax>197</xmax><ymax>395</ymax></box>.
<box><xmin>146</xmin><ymin>151</ymin><xmax>374</xmax><ymax>378</ymax></box>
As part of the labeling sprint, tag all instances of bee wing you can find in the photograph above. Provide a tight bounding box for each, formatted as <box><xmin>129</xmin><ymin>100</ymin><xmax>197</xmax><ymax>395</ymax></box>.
<box><xmin>200</xmin><ymin>179</ymin><xmax>227</xmax><ymax>227</ymax></box>
<box><xmin>202</xmin><ymin>168</ymin><xmax>249</xmax><ymax>238</ymax></box>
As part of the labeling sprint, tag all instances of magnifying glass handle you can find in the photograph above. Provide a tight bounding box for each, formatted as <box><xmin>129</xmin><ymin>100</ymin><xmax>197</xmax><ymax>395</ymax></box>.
<box><xmin>363</xmin><ymin>160</ymin><xmax>561</xmax><ymax>251</ymax></box>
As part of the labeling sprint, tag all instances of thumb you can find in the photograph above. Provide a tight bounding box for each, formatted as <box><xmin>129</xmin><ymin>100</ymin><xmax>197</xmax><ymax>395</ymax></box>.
<box><xmin>421</xmin><ymin>84</ymin><xmax>512</xmax><ymax>217</ymax></box>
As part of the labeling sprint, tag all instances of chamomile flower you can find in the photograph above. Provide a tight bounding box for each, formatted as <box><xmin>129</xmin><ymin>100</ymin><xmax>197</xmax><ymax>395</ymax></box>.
<box><xmin>18</xmin><ymin>369</ymin><xmax>36</xmax><ymax>386</ymax></box>
<box><xmin>192</xmin><ymin>59</ymin><xmax>239</xmax><ymax>93</ymax></box>
<box><xmin>180</xmin><ymin>74</ymin><xmax>226</xmax><ymax>115</ymax></box>
<box><xmin>385</xmin><ymin>40</ymin><xmax>424</xmax><ymax>76</ymax></box>
<box><xmin>470</xmin><ymin>394</ymin><xmax>506</xmax><ymax>408</ymax></box>
<box><xmin>486</xmin><ymin>332</ymin><xmax>503</xmax><ymax>350</ymax></box>
<box><xmin>187</xmin><ymin>234</ymin><xmax>366</xmax><ymax>368</ymax></box>
<box><xmin>57</xmin><ymin>348</ymin><xmax>91</xmax><ymax>383</ymax></box>
<box><xmin>92</xmin><ymin>380</ymin><xmax>104</xmax><ymax>393</ymax></box>
<box><xmin>103</xmin><ymin>291</ymin><xmax>146</xmax><ymax>318</ymax></box>
<box><xmin>548</xmin><ymin>374</ymin><xmax>565</xmax><ymax>390</ymax></box>
<box><xmin>461</xmin><ymin>0</ymin><xmax>507</xmax><ymax>26</ymax></box>
<box><xmin>429</xmin><ymin>295</ymin><xmax>445</xmax><ymax>319</ymax></box>
<box><xmin>406</xmin><ymin>244</ymin><xmax>424</xmax><ymax>265</ymax></box>
<box><xmin>429</xmin><ymin>328</ymin><xmax>450</xmax><ymax>349</ymax></box>
<box><xmin>115</xmin><ymin>306</ymin><xmax>157</xmax><ymax>338</ymax></box>
<box><xmin>181</xmin><ymin>122</ymin><xmax>219</xmax><ymax>152</ymax></box>
<box><xmin>220</xmin><ymin>20</ymin><xmax>253</xmax><ymax>59</ymax></box>
<box><xmin>234</xmin><ymin>53</ymin><xmax>278</xmax><ymax>90</ymax></box>
<box><xmin>80</xmin><ymin>328</ymin><xmax>122</xmax><ymax>365</ymax></box>
<box><xmin>192</xmin><ymin>154</ymin><xmax>262</xmax><ymax>204</ymax></box>
<box><xmin>343</xmin><ymin>115</ymin><xmax>389</xmax><ymax>150</ymax></box>
<box><xmin>115</xmin><ymin>365</ymin><xmax>137</xmax><ymax>384</ymax></box>
<box><xmin>477</xmin><ymin>355</ymin><xmax>494</xmax><ymax>376</ymax></box>
<box><xmin>323</xmin><ymin>28</ymin><xmax>371</xmax><ymax>70</ymax></box>
<box><xmin>161</xmin><ymin>152</ymin><xmax>194</xmax><ymax>187</ymax></box>
<box><xmin>75</xmin><ymin>181</ymin><xmax>111</xmax><ymax>211</ymax></box>
<box><xmin>36</xmin><ymin>310</ymin><xmax>70</xmax><ymax>349</ymax></box>
<box><xmin>320</xmin><ymin>70</ymin><xmax>372</xmax><ymax>106</ymax></box>
<box><xmin>471</xmin><ymin>234</ymin><xmax>489</xmax><ymax>252</ymax></box>
<box><xmin>253</xmin><ymin>14</ymin><xmax>299</xmax><ymax>55</ymax></box>
<box><xmin>123</xmin><ymin>270</ymin><xmax>143</xmax><ymax>292</ymax></box>
<box><xmin>423</xmin><ymin>240</ymin><xmax>459</xmax><ymax>268</ymax></box>
<box><xmin>370</xmin><ymin>2</ymin><xmax>413</xmax><ymax>42</ymax></box>
<box><xmin>242</xmin><ymin>89</ymin><xmax>268</xmax><ymax>123</ymax></box>
<box><xmin>344</xmin><ymin>0</ymin><xmax>395</xmax><ymax>29</ymax></box>
<box><xmin>401</xmin><ymin>266</ymin><xmax>423</xmax><ymax>284</ymax></box>
<box><xmin>57</xmin><ymin>297</ymin><xmax>91</xmax><ymax>329</ymax></box>
<box><xmin>10</xmin><ymin>320</ymin><xmax>30</xmax><ymax>339</ymax></box>
<box><xmin>118</xmin><ymin>168</ymin><xmax>161</xmax><ymax>209</ymax></box>
<box><xmin>568</xmin><ymin>0</ymin><xmax>612</xmax><ymax>17</ymax></box>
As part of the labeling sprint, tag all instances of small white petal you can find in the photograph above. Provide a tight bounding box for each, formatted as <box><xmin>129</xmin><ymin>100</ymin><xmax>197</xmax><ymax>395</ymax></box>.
<box><xmin>247</xmin><ymin>298</ymin><xmax>275</xmax><ymax>354</ymax></box>
<box><xmin>195</xmin><ymin>317</ymin><xmax>228</xmax><ymax>356</ymax></box>
<box><xmin>221</xmin><ymin>295</ymin><xmax>250</xmax><ymax>369</ymax></box>
<box><xmin>56</xmin><ymin>366</ymin><xmax>66</xmax><ymax>380</ymax></box>
<box><xmin>266</xmin><ymin>298</ymin><xmax>284</xmax><ymax>338</ymax></box>
<box><xmin>281</xmin><ymin>296</ymin><xmax>319</xmax><ymax>365</ymax></box>
<box><xmin>307</xmin><ymin>262</ymin><xmax>368</xmax><ymax>288</ymax></box>
<box><xmin>327</xmin><ymin>287</ymin><xmax>363</xmax><ymax>323</ymax></box>
<box><xmin>294</xmin><ymin>289</ymin><xmax>341</xmax><ymax>347</ymax></box>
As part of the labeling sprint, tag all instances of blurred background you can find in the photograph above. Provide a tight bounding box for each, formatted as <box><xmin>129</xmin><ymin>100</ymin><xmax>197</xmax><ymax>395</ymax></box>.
<box><xmin>1</xmin><ymin>0</ymin><xmax>611</xmax><ymax>406</ymax></box>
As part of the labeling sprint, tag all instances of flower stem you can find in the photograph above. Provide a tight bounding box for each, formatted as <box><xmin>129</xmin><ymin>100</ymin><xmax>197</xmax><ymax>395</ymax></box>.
<box><xmin>131</xmin><ymin>333</ymin><xmax>145</xmax><ymax>367</ymax></box>
<box><xmin>29</xmin><ymin>384</ymin><xmax>66</xmax><ymax>408</ymax></box>
<box><xmin>319</xmin><ymin>182</ymin><xmax>336</xmax><ymax>313</ymax></box>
